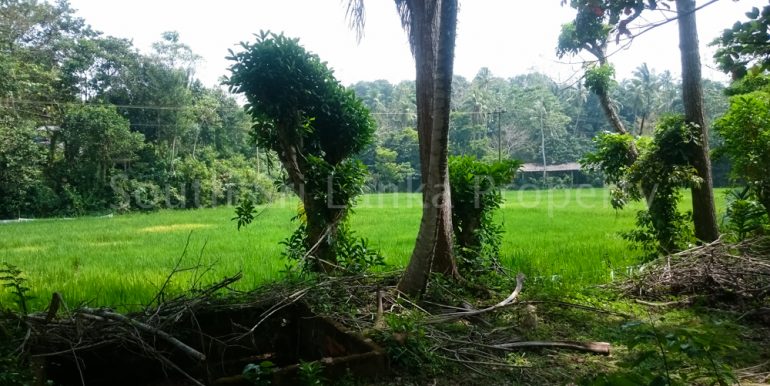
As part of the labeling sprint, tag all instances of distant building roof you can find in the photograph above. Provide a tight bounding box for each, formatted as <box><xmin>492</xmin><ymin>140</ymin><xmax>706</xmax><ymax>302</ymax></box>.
<box><xmin>520</xmin><ymin>162</ymin><xmax>582</xmax><ymax>172</ymax></box>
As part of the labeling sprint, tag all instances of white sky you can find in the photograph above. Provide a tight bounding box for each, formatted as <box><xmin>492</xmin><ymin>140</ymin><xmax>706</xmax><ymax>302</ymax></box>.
<box><xmin>67</xmin><ymin>0</ymin><xmax>768</xmax><ymax>87</ymax></box>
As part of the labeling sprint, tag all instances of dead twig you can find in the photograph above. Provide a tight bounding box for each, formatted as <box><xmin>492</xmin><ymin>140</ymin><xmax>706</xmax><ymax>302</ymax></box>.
<box><xmin>492</xmin><ymin>340</ymin><xmax>611</xmax><ymax>355</ymax></box>
<box><xmin>633</xmin><ymin>298</ymin><xmax>691</xmax><ymax>308</ymax></box>
<box><xmin>78</xmin><ymin>307</ymin><xmax>206</xmax><ymax>362</ymax></box>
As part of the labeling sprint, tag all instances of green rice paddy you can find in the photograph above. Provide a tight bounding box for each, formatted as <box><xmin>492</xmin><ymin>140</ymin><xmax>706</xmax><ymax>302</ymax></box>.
<box><xmin>0</xmin><ymin>188</ymin><xmax>726</xmax><ymax>310</ymax></box>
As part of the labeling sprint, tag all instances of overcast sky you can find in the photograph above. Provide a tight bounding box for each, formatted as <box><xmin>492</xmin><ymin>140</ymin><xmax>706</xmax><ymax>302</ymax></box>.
<box><xmin>67</xmin><ymin>0</ymin><xmax>767</xmax><ymax>87</ymax></box>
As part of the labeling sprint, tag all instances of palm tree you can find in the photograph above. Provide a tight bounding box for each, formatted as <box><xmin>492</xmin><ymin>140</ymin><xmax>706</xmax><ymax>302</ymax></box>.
<box><xmin>346</xmin><ymin>0</ymin><xmax>460</xmax><ymax>296</ymax></box>
<box><xmin>628</xmin><ymin>63</ymin><xmax>662</xmax><ymax>135</ymax></box>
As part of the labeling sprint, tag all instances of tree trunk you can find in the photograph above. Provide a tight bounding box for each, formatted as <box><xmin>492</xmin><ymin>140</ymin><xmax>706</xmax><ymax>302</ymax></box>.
<box><xmin>304</xmin><ymin>198</ymin><xmax>341</xmax><ymax>273</ymax></box>
<box><xmin>426</xmin><ymin>0</ymin><xmax>458</xmax><ymax>278</ymax></box>
<box><xmin>398</xmin><ymin>0</ymin><xmax>459</xmax><ymax>296</ymax></box>
<box><xmin>591</xmin><ymin>55</ymin><xmax>640</xmax><ymax>161</ymax></box>
<box><xmin>274</xmin><ymin>129</ymin><xmax>340</xmax><ymax>272</ymax></box>
<box><xmin>396</xmin><ymin>1</ymin><xmax>437</xmax><ymax>297</ymax></box>
<box><xmin>676</xmin><ymin>0</ymin><xmax>719</xmax><ymax>242</ymax></box>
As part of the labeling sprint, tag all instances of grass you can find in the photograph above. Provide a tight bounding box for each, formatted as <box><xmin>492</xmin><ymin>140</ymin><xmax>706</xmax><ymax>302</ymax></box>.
<box><xmin>0</xmin><ymin>188</ymin><xmax>726</xmax><ymax>311</ymax></box>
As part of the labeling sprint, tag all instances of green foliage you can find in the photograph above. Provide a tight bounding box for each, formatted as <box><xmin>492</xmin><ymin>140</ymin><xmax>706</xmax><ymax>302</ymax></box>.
<box><xmin>55</xmin><ymin>104</ymin><xmax>144</xmax><ymax>213</ymax></box>
<box><xmin>582</xmin><ymin>132</ymin><xmax>636</xmax><ymax>188</ymax></box>
<box><xmin>724</xmin><ymin>73</ymin><xmax>770</xmax><ymax>96</ymax></box>
<box><xmin>713</xmin><ymin>3</ymin><xmax>770</xmax><ymax>79</ymax></box>
<box><xmin>625</xmin><ymin>116</ymin><xmax>700</xmax><ymax>256</ymax></box>
<box><xmin>0</xmin><ymin>120</ymin><xmax>44</xmax><ymax>218</ymax></box>
<box><xmin>557</xmin><ymin>20</ymin><xmax>610</xmax><ymax>58</ymax></box>
<box><xmin>226</xmin><ymin>31</ymin><xmax>374</xmax><ymax>272</ymax></box>
<box><xmin>585</xmin><ymin>116</ymin><xmax>700</xmax><ymax>257</ymax></box>
<box><xmin>584</xmin><ymin>319</ymin><xmax>738</xmax><ymax>386</ymax></box>
<box><xmin>297</xmin><ymin>360</ymin><xmax>326</xmax><ymax>386</ymax></box>
<box><xmin>302</xmin><ymin>157</ymin><xmax>368</xmax><ymax>226</ymax></box>
<box><xmin>225</xmin><ymin>31</ymin><xmax>374</xmax><ymax>166</ymax></box>
<box><xmin>723</xmin><ymin>187</ymin><xmax>768</xmax><ymax>241</ymax></box>
<box><xmin>242</xmin><ymin>360</ymin><xmax>275</xmax><ymax>386</ymax></box>
<box><xmin>233</xmin><ymin>196</ymin><xmax>259</xmax><ymax>231</ymax></box>
<box><xmin>560</xmin><ymin>1</ymin><xmax>664</xmax><ymax>45</ymax></box>
<box><xmin>376</xmin><ymin>311</ymin><xmax>440</xmax><ymax>373</ymax></box>
<box><xmin>0</xmin><ymin>0</ymin><xmax>268</xmax><ymax>218</ymax></box>
<box><xmin>448</xmin><ymin>156</ymin><xmax>520</xmax><ymax>272</ymax></box>
<box><xmin>369</xmin><ymin>146</ymin><xmax>415</xmax><ymax>189</ymax></box>
<box><xmin>584</xmin><ymin>64</ymin><xmax>616</xmax><ymax>96</ymax></box>
<box><xmin>280</xmin><ymin>222</ymin><xmax>385</xmax><ymax>276</ymax></box>
<box><xmin>622</xmin><ymin>209</ymin><xmax>693</xmax><ymax>259</ymax></box>
<box><xmin>714</xmin><ymin>88</ymin><xmax>770</xmax><ymax>219</ymax></box>
<box><xmin>280</xmin><ymin>224</ymin><xmax>310</xmax><ymax>271</ymax></box>
<box><xmin>0</xmin><ymin>263</ymin><xmax>30</xmax><ymax>315</ymax></box>
<box><xmin>334</xmin><ymin>227</ymin><xmax>386</xmax><ymax>274</ymax></box>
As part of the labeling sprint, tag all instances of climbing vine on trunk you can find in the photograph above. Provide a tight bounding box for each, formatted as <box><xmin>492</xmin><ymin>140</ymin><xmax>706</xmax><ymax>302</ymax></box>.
<box><xmin>583</xmin><ymin>115</ymin><xmax>701</xmax><ymax>258</ymax></box>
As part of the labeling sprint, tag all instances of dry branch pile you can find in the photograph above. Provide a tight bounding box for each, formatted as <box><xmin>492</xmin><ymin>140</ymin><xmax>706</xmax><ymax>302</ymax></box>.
<box><xmin>308</xmin><ymin>271</ymin><xmax>613</xmax><ymax>379</ymax></box>
<box><xmin>14</xmin><ymin>272</ymin><xmax>396</xmax><ymax>385</ymax></box>
<box><xmin>618</xmin><ymin>237</ymin><xmax>770</xmax><ymax>302</ymax></box>
<box><xmin>6</xmin><ymin>270</ymin><xmax>618</xmax><ymax>385</ymax></box>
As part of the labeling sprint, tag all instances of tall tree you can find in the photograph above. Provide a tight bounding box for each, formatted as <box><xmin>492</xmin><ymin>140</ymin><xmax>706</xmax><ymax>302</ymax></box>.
<box><xmin>557</xmin><ymin>6</ymin><xmax>639</xmax><ymax>161</ymax></box>
<box><xmin>560</xmin><ymin>1</ymin><xmax>720</xmax><ymax>240</ymax></box>
<box><xmin>227</xmin><ymin>32</ymin><xmax>374</xmax><ymax>272</ymax></box>
<box><xmin>348</xmin><ymin>0</ymin><xmax>460</xmax><ymax>296</ymax></box>
<box><xmin>626</xmin><ymin>63</ymin><xmax>662</xmax><ymax>135</ymax></box>
<box><xmin>0</xmin><ymin>120</ymin><xmax>43</xmax><ymax>218</ymax></box>
<box><xmin>398</xmin><ymin>0</ymin><xmax>460</xmax><ymax>294</ymax></box>
<box><xmin>58</xmin><ymin>105</ymin><xmax>143</xmax><ymax>196</ymax></box>
<box><xmin>676</xmin><ymin>0</ymin><xmax>719</xmax><ymax>242</ymax></box>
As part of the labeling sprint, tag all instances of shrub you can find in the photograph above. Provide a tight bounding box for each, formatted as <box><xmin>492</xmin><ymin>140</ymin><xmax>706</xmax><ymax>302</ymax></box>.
<box><xmin>448</xmin><ymin>156</ymin><xmax>520</xmax><ymax>272</ymax></box>
<box><xmin>227</xmin><ymin>31</ymin><xmax>374</xmax><ymax>272</ymax></box>
<box><xmin>584</xmin><ymin>116</ymin><xmax>701</xmax><ymax>258</ymax></box>
<box><xmin>714</xmin><ymin>88</ymin><xmax>770</xmax><ymax>219</ymax></box>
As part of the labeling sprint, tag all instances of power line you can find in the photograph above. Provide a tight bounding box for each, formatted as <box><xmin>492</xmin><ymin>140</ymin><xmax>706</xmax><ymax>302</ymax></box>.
<box><xmin>0</xmin><ymin>98</ymin><xmax>498</xmax><ymax>116</ymax></box>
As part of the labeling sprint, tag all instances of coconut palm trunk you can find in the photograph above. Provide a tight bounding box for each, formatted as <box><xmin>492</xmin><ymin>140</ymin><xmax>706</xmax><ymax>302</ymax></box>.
<box><xmin>397</xmin><ymin>0</ymin><xmax>459</xmax><ymax>296</ymax></box>
<box><xmin>346</xmin><ymin>0</ymin><xmax>460</xmax><ymax>296</ymax></box>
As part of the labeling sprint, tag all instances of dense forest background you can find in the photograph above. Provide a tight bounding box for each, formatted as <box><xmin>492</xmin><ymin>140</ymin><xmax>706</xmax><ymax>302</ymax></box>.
<box><xmin>0</xmin><ymin>0</ymin><xmax>731</xmax><ymax>219</ymax></box>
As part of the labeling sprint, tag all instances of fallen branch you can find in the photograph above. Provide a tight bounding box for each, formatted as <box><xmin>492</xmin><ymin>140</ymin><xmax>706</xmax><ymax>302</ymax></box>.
<box><xmin>634</xmin><ymin>298</ymin><xmax>691</xmax><ymax>308</ymax></box>
<box><xmin>492</xmin><ymin>340</ymin><xmax>611</xmax><ymax>355</ymax></box>
<box><xmin>78</xmin><ymin>307</ymin><xmax>206</xmax><ymax>362</ymax></box>
<box><xmin>425</xmin><ymin>273</ymin><xmax>525</xmax><ymax>324</ymax></box>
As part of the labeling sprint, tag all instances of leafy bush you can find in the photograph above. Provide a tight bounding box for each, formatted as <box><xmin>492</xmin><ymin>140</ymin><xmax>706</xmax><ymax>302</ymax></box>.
<box><xmin>584</xmin><ymin>116</ymin><xmax>700</xmax><ymax>257</ymax></box>
<box><xmin>723</xmin><ymin>187</ymin><xmax>768</xmax><ymax>241</ymax></box>
<box><xmin>714</xmin><ymin>88</ymin><xmax>770</xmax><ymax>219</ymax></box>
<box><xmin>584</xmin><ymin>319</ymin><xmax>738</xmax><ymax>386</ymax></box>
<box><xmin>226</xmin><ymin>31</ymin><xmax>375</xmax><ymax>272</ymax></box>
<box><xmin>376</xmin><ymin>311</ymin><xmax>440</xmax><ymax>373</ymax></box>
<box><xmin>278</xmin><ymin>221</ymin><xmax>385</xmax><ymax>276</ymax></box>
<box><xmin>297</xmin><ymin>360</ymin><xmax>326</xmax><ymax>386</ymax></box>
<box><xmin>448</xmin><ymin>156</ymin><xmax>520</xmax><ymax>272</ymax></box>
<box><xmin>242</xmin><ymin>360</ymin><xmax>275</xmax><ymax>385</ymax></box>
